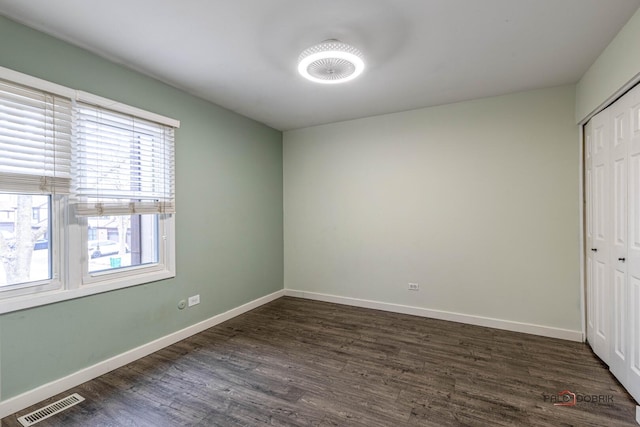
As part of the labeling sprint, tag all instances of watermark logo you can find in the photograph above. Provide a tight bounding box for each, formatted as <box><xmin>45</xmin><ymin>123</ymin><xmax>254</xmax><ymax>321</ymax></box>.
<box><xmin>543</xmin><ymin>390</ymin><xmax>614</xmax><ymax>406</ymax></box>
<box><xmin>554</xmin><ymin>390</ymin><xmax>576</xmax><ymax>406</ymax></box>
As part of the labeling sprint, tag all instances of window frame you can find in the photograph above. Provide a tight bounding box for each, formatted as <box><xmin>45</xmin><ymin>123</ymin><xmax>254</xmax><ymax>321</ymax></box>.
<box><xmin>0</xmin><ymin>66</ymin><xmax>178</xmax><ymax>314</ymax></box>
<box><xmin>79</xmin><ymin>213</ymin><xmax>174</xmax><ymax>288</ymax></box>
<box><xmin>0</xmin><ymin>193</ymin><xmax>63</xmax><ymax>300</ymax></box>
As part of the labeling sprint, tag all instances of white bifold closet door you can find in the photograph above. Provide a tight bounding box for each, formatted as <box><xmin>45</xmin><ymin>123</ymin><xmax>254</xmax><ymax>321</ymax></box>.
<box><xmin>609</xmin><ymin>90</ymin><xmax>629</xmax><ymax>383</ymax></box>
<box><xmin>585</xmin><ymin>82</ymin><xmax>640</xmax><ymax>404</ymax></box>
<box><xmin>585</xmin><ymin>106</ymin><xmax>611</xmax><ymax>364</ymax></box>
<box><xmin>627</xmin><ymin>85</ymin><xmax>640</xmax><ymax>401</ymax></box>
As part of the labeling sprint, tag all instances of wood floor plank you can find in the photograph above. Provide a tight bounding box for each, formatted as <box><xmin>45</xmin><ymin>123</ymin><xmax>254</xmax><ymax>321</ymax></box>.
<box><xmin>2</xmin><ymin>296</ymin><xmax>638</xmax><ymax>426</ymax></box>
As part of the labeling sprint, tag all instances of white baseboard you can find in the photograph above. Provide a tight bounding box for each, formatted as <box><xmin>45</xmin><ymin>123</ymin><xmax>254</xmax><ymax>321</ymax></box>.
<box><xmin>0</xmin><ymin>289</ymin><xmax>284</xmax><ymax>419</ymax></box>
<box><xmin>284</xmin><ymin>289</ymin><xmax>583</xmax><ymax>342</ymax></box>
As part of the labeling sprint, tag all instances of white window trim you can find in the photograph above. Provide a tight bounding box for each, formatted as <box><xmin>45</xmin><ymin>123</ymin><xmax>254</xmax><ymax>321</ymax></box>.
<box><xmin>0</xmin><ymin>66</ymin><xmax>76</xmax><ymax>99</ymax></box>
<box><xmin>0</xmin><ymin>214</ymin><xmax>175</xmax><ymax>314</ymax></box>
<box><xmin>0</xmin><ymin>65</ymin><xmax>179</xmax><ymax>128</ymax></box>
<box><xmin>76</xmin><ymin>91</ymin><xmax>180</xmax><ymax>128</ymax></box>
<box><xmin>0</xmin><ymin>66</ymin><xmax>178</xmax><ymax>314</ymax></box>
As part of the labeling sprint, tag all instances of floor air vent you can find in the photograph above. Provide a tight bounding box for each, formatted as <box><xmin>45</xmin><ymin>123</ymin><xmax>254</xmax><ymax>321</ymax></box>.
<box><xmin>17</xmin><ymin>393</ymin><xmax>85</xmax><ymax>427</ymax></box>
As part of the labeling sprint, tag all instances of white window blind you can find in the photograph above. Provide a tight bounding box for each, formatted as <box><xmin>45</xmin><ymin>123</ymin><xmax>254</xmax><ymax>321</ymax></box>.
<box><xmin>72</xmin><ymin>102</ymin><xmax>175</xmax><ymax>216</ymax></box>
<box><xmin>0</xmin><ymin>78</ymin><xmax>72</xmax><ymax>194</ymax></box>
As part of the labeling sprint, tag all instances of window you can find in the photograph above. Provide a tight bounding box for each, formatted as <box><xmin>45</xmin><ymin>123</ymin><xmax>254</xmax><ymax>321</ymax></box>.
<box><xmin>72</xmin><ymin>101</ymin><xmax>175</xmax><ymax>216</ymax></box>
<box><xmin>0</xmin><ymin>77</ymin><xmax>69</xmax><ymax>299</ymax></box>
<box><xmin>73</xmin><ymin>99</ymin><xmax>175</xmax><ymax>286</ymax></box>
<box><xmin>87</xmin><ymin>213</ymin><xmax>158</xmax><ymax>273</ymax></box>
<box><xmin>0</xmin><ymin>193</ymin><xmax>52</xmax><ymax>289</ymax></box>
<box><xmin>0</xmin><ymin>67</ymin><xmax>179</xmax><ymax>313</ymax></box>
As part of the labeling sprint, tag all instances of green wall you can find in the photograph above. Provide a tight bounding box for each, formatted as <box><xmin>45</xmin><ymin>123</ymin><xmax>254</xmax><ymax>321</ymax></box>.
<box><xmin>0</xmin><ymin>16</ymin><xmax>283</xmax><ymax>400</ymax></box>
<box><xmin>576</xmin><ymin>7</ymin><xmax>640</xmax><ymax>122</ymax></box>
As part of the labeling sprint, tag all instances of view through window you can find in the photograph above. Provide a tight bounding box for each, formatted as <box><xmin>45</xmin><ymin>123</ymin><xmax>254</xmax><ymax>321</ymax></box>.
<box><xmin>0</xmin><ymin>193</ymin><xmax>51</xmax><ymax>287</ymax></box>
<box><xmin>87</xmin><ymin>213</ymin><xmax>158</xmax><ymax>273</ymax></box>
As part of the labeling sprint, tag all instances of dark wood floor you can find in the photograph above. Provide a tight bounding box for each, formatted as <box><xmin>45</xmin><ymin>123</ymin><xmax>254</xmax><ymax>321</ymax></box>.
<box><xmin>2</xmin><ymin>297</ymin><xmax>638</xmax><ymax>426</ymax></box>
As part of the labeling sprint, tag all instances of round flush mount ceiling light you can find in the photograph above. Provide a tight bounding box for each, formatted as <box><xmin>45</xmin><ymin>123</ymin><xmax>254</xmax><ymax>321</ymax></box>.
<box><xmin>297</xmin><ymin>39</ymin><xmax>365</xmax><ymax>84</ymax></box>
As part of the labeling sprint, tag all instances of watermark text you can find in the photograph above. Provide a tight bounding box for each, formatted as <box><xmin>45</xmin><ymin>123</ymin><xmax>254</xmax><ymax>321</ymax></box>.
<box><xmin>543</xmin><ymin>390</ymin><xmax>614</xmax><ymax>406</ymax></box>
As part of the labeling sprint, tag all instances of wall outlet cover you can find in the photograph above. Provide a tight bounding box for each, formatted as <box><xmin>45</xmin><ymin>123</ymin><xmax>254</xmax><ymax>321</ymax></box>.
<box><xmin>188</xmin><ymin>295</ymin><xmax>200</xmax><ymax>307</ymax></box>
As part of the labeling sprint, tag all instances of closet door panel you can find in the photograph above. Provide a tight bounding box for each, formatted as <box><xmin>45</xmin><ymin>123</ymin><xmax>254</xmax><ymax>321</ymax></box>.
<box><xmin>612</xmin><ymin>268</ymin><xmax>627</xmax><ymax>380</ymax></box>
<box><xmin>585</xmin><ymin>121</ymin><xmax>595</xmax><ymax>345</ymax></box>
<box><xmin>590</xmin><ymin>109</ymin><xmax>611</xmax><ymax>364</ymax></box>
<box><xmin>609</xmin><ymin>97</ymin><xmax>629</xmax><ymax>382</ymax></box>
<box><xmin>629</xmin><ymin>277</ymin><xmax>640</xmax><ymax>402</ymax></box>
<box><xmin>626</xmin><ymin>91</ymin><xmax>640</xmax><ymax>402</ymax></box>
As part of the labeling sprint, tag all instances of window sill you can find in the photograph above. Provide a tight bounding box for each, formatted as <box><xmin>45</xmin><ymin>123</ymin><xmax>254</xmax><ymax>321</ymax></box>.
<box><xmin>0</xmin><ymin>269</ymin><xmax>175</xmax><ymax>315</ymax></box>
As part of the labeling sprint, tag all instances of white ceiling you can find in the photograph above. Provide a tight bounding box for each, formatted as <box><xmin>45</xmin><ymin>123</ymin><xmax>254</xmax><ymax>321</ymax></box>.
<box><xmin>1</xmin><ymin>0</ymin><xmax>639</xmax><ymax>131</ymax></box>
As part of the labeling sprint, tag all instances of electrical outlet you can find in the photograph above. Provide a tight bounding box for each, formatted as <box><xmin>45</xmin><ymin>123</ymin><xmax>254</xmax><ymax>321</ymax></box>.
<box><xmin>188</xmin><ymin>294</ymin><xmax>200</xmax><ymax>307</ymax></box>
<box><xmin>408</xmin><ymin>282</ymin><xmax>419</xmax><ymax>291</ymax></box>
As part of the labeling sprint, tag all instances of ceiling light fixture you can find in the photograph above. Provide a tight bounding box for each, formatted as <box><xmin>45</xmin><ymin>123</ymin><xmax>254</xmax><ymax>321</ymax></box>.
<box><xmin>297</xmin><ymin>39</ymin><xmax>365</xmax><ymax>84</ymax></box>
